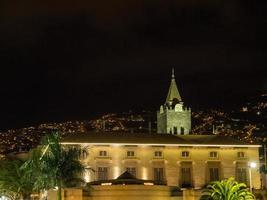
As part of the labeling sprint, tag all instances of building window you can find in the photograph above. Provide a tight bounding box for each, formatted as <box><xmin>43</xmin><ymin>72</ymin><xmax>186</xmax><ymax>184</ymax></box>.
<box><xmin>237</xmin><ymin>152</ymin><xmax>245</xmax><ymax>158</ymax></box>
<box><xmin>126</xmin><ymin>167</ymin><xmax>137</xmax><ymax>177</ymax></box>
<box><xmin>127</xmin><ymin>151</ymin><xmax>135</xmax><ymax>157</ymax></box>
<box><xmin>209</xmin><ymin>151</ymin><xmax>218</xmax><ymax>158</ymax></box>
<box><xmin>154</xmin><ymin>151</ymin><xmax>162</xmax><ymax>157</ymax></box>
<box><xmin>154</xmin><ymin>168</ymin><xmax>164</xmax><ymax>182</ymax></box>
<box><xmin>181</xmin><ymin>151</ymin><xmax>190</xmax><ymax>158</ymax></box>
<box><xmin>236</xmin><ymin>168</ymin><xmax>247</xmax><ymax>183</ymax></box>
<box><xmin>209</xmin><ymin>168</ymin><xmax>219</xmax><ymax>182</ymax></box>
<box><xmin>99</xmin><ymin>151</ymin><xmax>107</xmax><ymax>157</ymax></box>
<box><xmin>181</xmin><ymin>127</ymin><xmax>185</xmax><ymax>135</ymax></box>
<box><xmin>97</xmin><ymin>167</ymin><xmax>108</xmax><ymax>180</ymax></box>
<box><xmin>181</xmin><ymin>167</ymin><xmax>191</xmax><ymax>187</ymax></box>
<box><xmin>174</xmin><ymin>127</ymin><xmax>178</xmax><ymax>135</ymax></box>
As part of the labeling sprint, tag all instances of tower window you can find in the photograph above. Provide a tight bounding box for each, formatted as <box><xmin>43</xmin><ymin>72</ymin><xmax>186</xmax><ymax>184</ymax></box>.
<box><xmin>174</xmin><ymin>127</ymin><xmax>178</xmax><ymax>135</ymax></box>
<box><xmin>181</xmin><ymin>127</ymin><xmax>185</xmax><ymax>135</ymax></box>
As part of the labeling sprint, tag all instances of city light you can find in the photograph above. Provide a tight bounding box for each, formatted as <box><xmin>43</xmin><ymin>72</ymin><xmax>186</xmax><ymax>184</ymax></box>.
<box><xmin>101</xmin><ymin>183</ymin><xmax>112</xmax><ymax>186</ymax></box>
<box><xmin>248</xmin><ymin>162</ymin><xmax>257</xmax><ymax>193</ymax></box>
<box><xmin>249</xmin><ymin>162</ymin><xmax>257</xmax><ymax>168</ymax></box>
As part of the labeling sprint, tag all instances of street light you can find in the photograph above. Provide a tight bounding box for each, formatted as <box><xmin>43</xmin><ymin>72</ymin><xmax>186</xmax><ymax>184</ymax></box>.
<box><xmin>249</xmin><ymin>162</ymin><xmax>257</xmax><ymax>193</ymax></box>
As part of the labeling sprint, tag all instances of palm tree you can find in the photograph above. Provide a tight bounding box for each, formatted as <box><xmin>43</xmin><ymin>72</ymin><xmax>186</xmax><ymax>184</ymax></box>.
<box><xmin>0</xmin><ymin>159</ymin><xmax>36</xmax><ymax>200</ymax></box>
<box><xmin>33</xmin><ymin>132</ymin><xmax>85</xmax><ymax>200</ymax></box>
<box><xmin>201</xmin><ymin>177</ymin><xmax>255</xmax><ymax>200</ymax></box>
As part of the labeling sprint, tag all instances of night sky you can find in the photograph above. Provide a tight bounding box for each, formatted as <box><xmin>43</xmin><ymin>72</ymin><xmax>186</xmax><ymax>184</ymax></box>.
<box><xmin>1</xmin><ymin>0</ymin><xmax>267</xmax><ymax>130</ymax></box>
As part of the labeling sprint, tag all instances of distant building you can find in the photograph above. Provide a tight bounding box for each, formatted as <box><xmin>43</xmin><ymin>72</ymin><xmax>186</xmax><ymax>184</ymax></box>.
<box><xmin>157</xmin><ymin>69</ymin><xmax>191</xmax><ymax>135</ymax></box>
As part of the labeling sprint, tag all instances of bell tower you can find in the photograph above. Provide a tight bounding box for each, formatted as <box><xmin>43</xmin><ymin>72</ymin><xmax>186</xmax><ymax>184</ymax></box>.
<box><xmin>157</xmin><ymin>68</ymin><xmax>191</xmax><ymax>135</ymax></box>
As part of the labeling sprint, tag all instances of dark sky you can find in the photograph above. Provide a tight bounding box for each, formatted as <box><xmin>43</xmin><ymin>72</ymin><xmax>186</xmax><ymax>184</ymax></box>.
<box><xmin>0</xmin><ymin>0</ymin><xmax>267</xmax><ymax>130</ymax></box>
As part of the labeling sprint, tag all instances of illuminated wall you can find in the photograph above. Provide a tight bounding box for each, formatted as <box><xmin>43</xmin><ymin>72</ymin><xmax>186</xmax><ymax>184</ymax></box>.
<box><xmin>77</xmin><ymin>144</ymin><xmax>261</xmax><ymax>189</ymax></box>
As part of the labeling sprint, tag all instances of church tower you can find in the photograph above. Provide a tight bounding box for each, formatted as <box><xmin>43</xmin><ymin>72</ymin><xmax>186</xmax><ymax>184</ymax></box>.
<box><xmin>157</xmin><ymin>69</ymin><xmax>191</xmax><ymax>135</ymax></box>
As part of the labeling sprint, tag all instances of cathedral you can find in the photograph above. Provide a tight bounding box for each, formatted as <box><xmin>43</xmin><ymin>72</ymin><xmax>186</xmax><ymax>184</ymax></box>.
<box><xmin>62</xmin><ymin>69</ymin><xmax>261</xmax><ymax>191</ymax></box>
<box><xmin>157</xmin><ymin>69</ymin><xmax>191</xmax><ymax>135</ymax></box>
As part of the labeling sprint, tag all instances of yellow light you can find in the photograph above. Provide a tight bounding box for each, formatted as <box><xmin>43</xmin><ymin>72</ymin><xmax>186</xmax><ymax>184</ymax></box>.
<box><xmin>142</xmin><ymin>167</ymin><xmax>148</xmax><ymax>180</ymax></box>
<box><xmin>62</xmin><ymin>142</ymin><xmax>261</xmax><ymax>148</ymax></box>
<box><xmin>101</xmin><ymin>183</ymin><xmax>112</xmax><ymax>186</ymax></box>
<box><xmin>114</xmin><ymin>166</ymin><xmax>120</xmax><ymax>178</ymax></box>
<box><xmin>249</xmin><ymin>162</ymin><xmax>256</xmax><ymax>168</ymax></box>
<box><xmin>84</xmin><ymin>173</ymin><xmax>90</xmax><ymax>183</ymax></box>
<box><xmin>111</xmin><ymin>144</ymin><xmax>122</xmax><ymax>147</ymax></box>
<box><xmin>144</xmin><ymin>182</ymin><xmax>154</xmax><ymax>186</ymax></box>
<box><xmin>84</xmin><ymin>168</ymin><xmax>92</xmax><ymax>183</ymax></box>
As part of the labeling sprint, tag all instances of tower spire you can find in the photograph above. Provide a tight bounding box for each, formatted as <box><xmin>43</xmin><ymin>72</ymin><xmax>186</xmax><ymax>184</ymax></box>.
<box><xmin>166</xmin><ymin>68</ymin><xmax>182</xmax><ymax>104</ymax></box>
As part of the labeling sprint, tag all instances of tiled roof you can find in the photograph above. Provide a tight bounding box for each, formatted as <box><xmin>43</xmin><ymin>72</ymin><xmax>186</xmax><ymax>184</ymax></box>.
<box><xmin>61</xmin><ymin>132</ymin><xmax>260</xmax><ymax>147</ymax></box>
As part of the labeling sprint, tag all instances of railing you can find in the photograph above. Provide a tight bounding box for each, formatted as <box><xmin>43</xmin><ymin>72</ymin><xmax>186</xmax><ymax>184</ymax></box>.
<box><xmin>94</xmin><ymin>156</ymin><xmax>112</xmax><ymax>160</ymax></box>
<box><xmin>123</xmin><ymin>156</ymin><xmax>140</xmax><ymax>160</ymax></box>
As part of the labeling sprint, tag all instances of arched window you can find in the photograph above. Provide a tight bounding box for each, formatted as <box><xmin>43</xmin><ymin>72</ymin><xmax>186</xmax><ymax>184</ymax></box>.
<box><xmin>181</xmin><ymin>127</ymin><xmax>185</xmax><ymax>135</ymax></box>
<box><xmin>174</xmin><ymin>127</ymin><xmax>178</xmax><ymax>134</ymax></box>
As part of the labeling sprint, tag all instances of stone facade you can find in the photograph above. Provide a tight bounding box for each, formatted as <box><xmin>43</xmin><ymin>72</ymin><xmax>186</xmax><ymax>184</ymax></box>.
<box><xmin>77</xmin><ymin>144</ymin><xmax>261</xmax><ymax>189</ymax></box>
<box><xmin>157</xmin><ymin>103</ymin><xmax>191</xmax><ymax>135</ymax></box>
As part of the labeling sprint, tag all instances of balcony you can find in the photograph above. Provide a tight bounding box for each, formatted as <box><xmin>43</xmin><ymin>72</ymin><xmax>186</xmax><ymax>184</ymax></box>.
<box><xmin>122</xmin><ymin>156</ymin><xmax>140</xmax><ymax>164</ymax></box>
<box><xmin>151</xmin><ymin>157</ymin><xmax>166</xmax><ymax>161</ymax></box>
<box><xmin>236</xmin><ymin>156</ymin><xmax>247</xmax><ymax>160</ymax></box>
<box><xmin>94</xmin><ymin>156</ymin><xmax>112</xmax><ymax>160</ymax></box>
<box><xmin>123</xmin><ymin>156</ymin><xmax>140</xmax><ymax>160</ymax></box>
<box><xmin>180</xmin><ymin>156</ymin><xmax>191</xmax><ymax>160</ymax></box>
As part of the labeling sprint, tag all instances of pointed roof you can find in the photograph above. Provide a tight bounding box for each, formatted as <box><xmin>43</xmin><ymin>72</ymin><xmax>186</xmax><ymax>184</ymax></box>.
<box><xmin>166</xmin><ymin>68</ymin><xmax>182</xmax><ymax>103</ymax></box>
<box><xmin>88</xmin><ymin>170</ymin><xmax>160</xmax><ymax>185</ymax></box>
<box><xmin>116</xmin><ymin>171</ymin><xmax>136</xmax><ymax>179</ymax></box>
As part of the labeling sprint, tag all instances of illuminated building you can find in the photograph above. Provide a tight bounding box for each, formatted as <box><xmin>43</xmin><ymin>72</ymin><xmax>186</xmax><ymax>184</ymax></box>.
<box><xmin>62</xmin><ymin>69</ymin><xmax>261</xmax><ymax>190</ymax></box>
<box><xmin>62</xmin><ymin>132</ymin><xmax>261</xmax><ymax>189</ymax></box>
<box><xmin>157</xmin><ymin>69</ymin><xmax>191</xmax><ymax>135</ymax></box>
